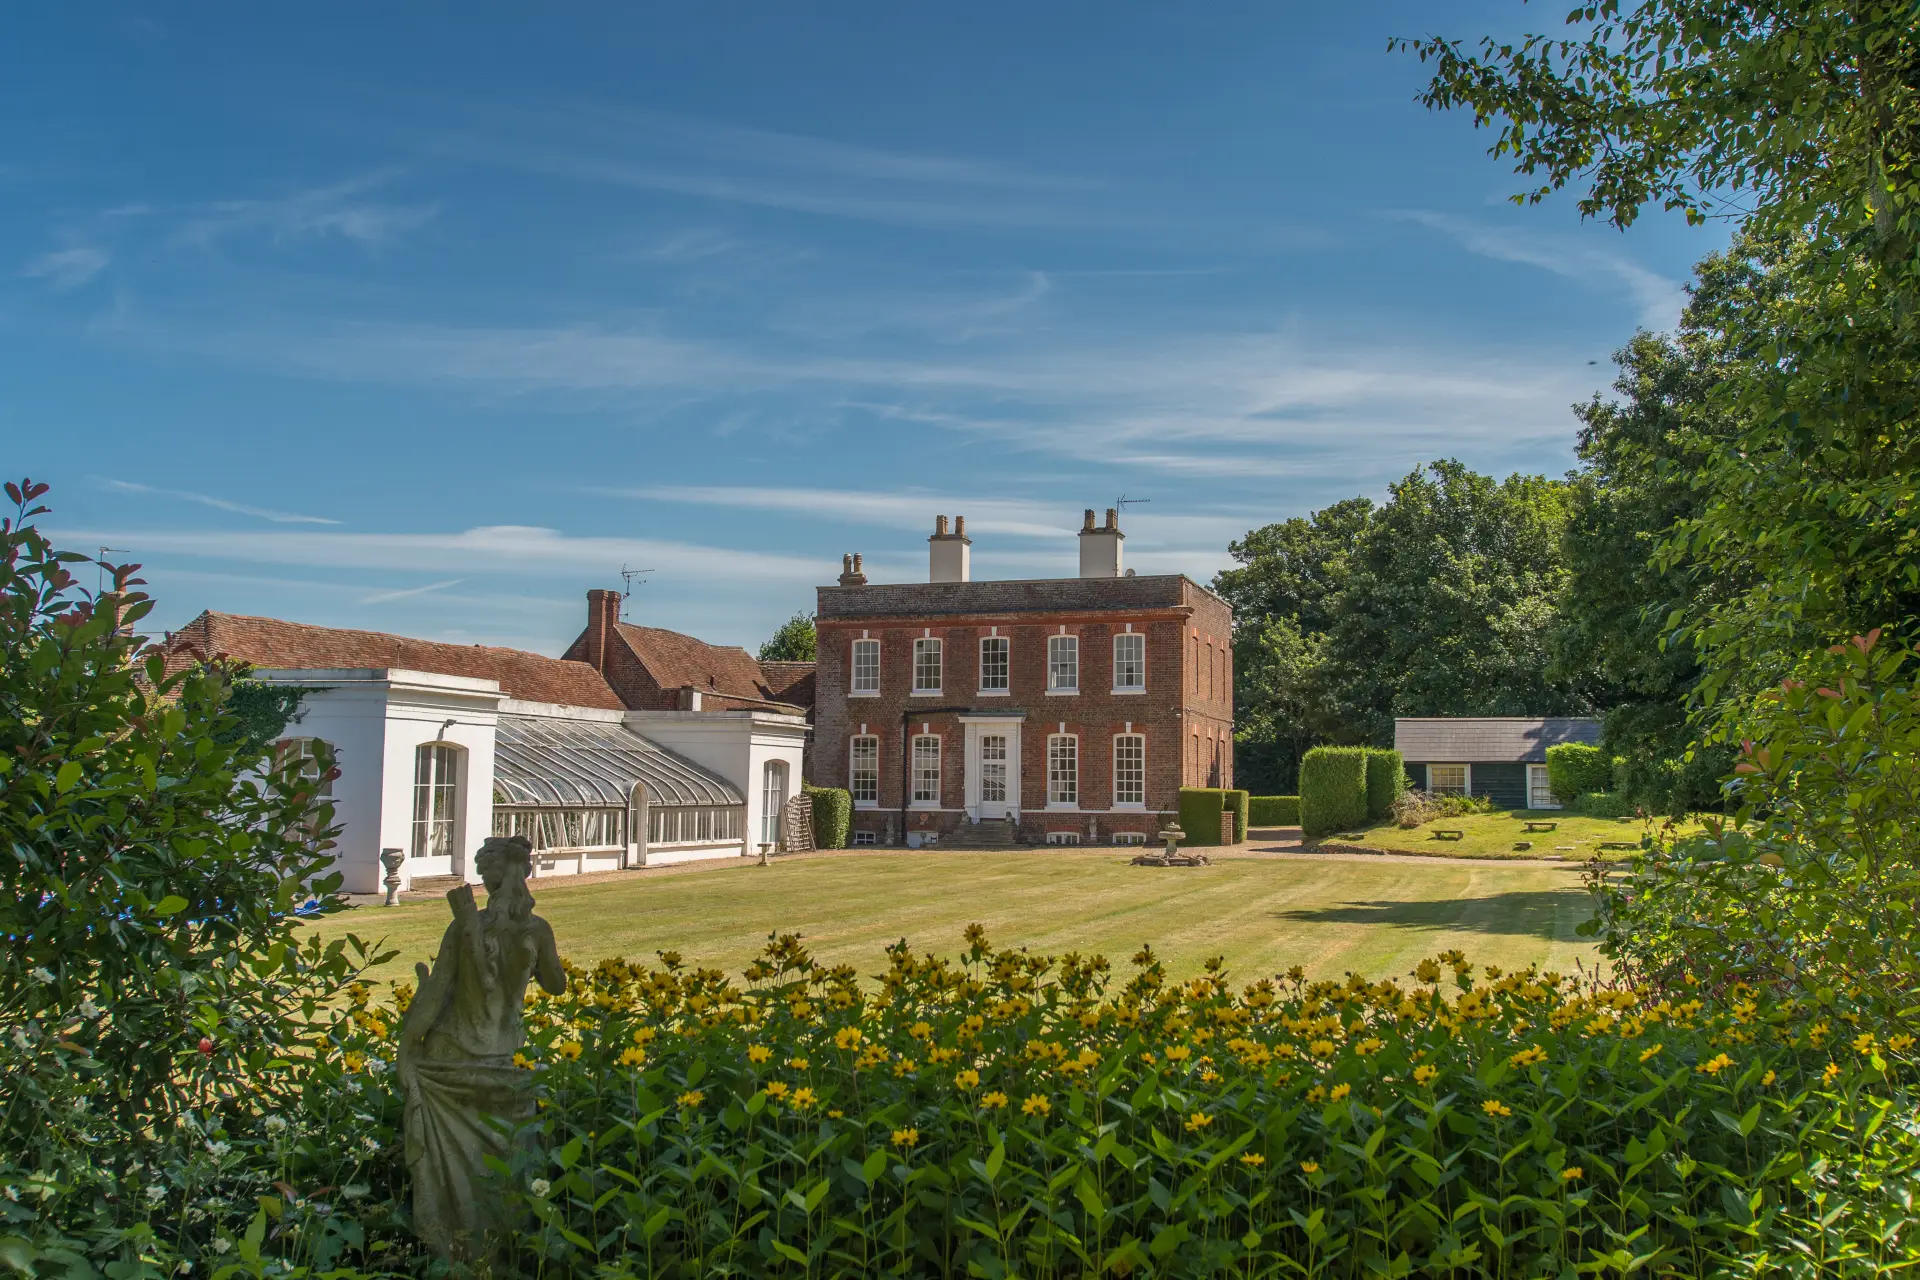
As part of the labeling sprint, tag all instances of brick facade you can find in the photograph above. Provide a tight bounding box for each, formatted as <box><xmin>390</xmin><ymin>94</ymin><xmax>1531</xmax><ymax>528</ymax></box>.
<box><xmin>562</xmin><ymin>589</ymin><xmax>814</xmax><ymax>716</ymax></box>
<box><xmin>813</xmin><ymin>574</ymin><xmax>1232</xmax><ymax>847</ymax></box>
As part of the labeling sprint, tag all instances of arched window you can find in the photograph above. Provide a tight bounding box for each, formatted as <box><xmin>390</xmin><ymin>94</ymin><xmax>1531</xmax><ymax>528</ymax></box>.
<box><xmin>761</xmin><ymin>760</ymin><xmax>789</xmax><ymax>847</ymax></box>
<box><xmin>412</xmin><ymin>743</ymin><xmax>461</xmax><ymax>860</ymax></box>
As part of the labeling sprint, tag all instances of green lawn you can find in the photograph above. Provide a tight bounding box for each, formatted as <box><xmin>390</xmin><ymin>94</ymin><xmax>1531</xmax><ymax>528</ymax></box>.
<box><xmin>306</xmin><ymin>849</ymin><xmax>1599</xmax><ymax>988</ymax></box>
<box><xmin>1304</xmin><ymin>808</ymin><xmax>1698</xmax><ymax>860</ymax></box>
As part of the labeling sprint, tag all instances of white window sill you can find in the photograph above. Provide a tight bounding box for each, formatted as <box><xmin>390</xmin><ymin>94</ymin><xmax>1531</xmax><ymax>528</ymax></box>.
<box><xmin>853</xmin><ymin>800</ymin><xmax>879</xmax><ymax>810</ymax></box>
<box><xmin>975</xmin><ymin>688</ymin><xmax>1011</xmax><ymax>697</ymax></box>
<box><xmin>909</xmin><ymin>690</ymin><xmax>944</xmax><ymax>698</ymax></box>
<box><xmin>849</xmin><ymin>689</ymin><xmax>880</xmax><ymax>698</ymax></box>
<box><xmin>909</xmin><ymin>801</ymin><xmax>941</xmax><ymax>809</ymax></box>
<box><xmin>1045</xmin><ymin>802</ymin><xmax>1080</xmax><ymax>811</ymax></box>
<box><xmin>1045</xmin><ymin>688</ymin><xmax>1080</xmax><ymax>697</ymax></box>
<box><xmin>1111</xmin><ymin>687</ymin><xmax>1147</xmax><ymax>696</ymax></box>
<box><xmin>1112</xmin><ymin>802</ymin><xmax>1147</xmax><ymax>811</ymax></box>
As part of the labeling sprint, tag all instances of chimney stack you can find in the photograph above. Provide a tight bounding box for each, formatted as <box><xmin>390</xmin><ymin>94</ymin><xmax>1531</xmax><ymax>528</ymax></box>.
<box><xmin>838</xmin><ymin>552</ymin><xmax>868</xmax><ymax>587</ymax></box>
<box><xmin>584</xmin><ymin>588</ymin><xmax>622</xmax><ymax>671</ymax></box>
<box><xmin>1078</xmin><ymin>506</ymin><xmax>1124</xmax><ymax>578</ymax></box>
<box><xmin>929</xmin><ymin>513</ymin><xmax>971</xmax><ymax>583</ymax></box>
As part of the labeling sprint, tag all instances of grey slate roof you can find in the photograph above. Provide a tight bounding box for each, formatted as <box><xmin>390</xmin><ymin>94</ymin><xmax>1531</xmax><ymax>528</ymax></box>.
<box><xmin>817</xmin><ymin>575</ymin><xmax>1203</xmax><ymax>620</ymax></box>
<box><xmin>491</xmin><ymin>715</ymin><xmax>744</xmax><ymax>809</ymax></box>
<box><xmin>1394</xmin><ymin>717</ymin><xmax>1601</xmax><ymax>764</ymax></box>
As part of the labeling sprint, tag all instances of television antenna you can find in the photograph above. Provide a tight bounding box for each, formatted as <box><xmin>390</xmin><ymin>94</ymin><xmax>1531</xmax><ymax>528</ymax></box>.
<box><xmin>618</xmin><ymin>564</ymin><xmax>654</xmax><ymax>619</ymax></box>
<box><xmin>96</xmin><ymin>546</ymin><xmax>128</xmax><ymax>597</ymax></box>
<box><xmin>1114</xmin><ymin>494</ymin><xmax>1150</xmax><ymax>518</ymax></box>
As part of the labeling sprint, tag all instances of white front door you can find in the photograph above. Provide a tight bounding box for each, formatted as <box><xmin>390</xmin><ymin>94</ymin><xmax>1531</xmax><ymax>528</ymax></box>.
<box><xmin>979</xmin><ymin>733</ymin><xmax>1010</xmax><ymax>819</ymax></box>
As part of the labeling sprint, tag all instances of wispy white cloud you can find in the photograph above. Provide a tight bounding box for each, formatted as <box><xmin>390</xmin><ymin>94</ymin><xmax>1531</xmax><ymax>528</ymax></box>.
<box><xmin>359</xmin><ymin>577</ymin><xmax>464</xmax><ymax>605</ymax></box>
<box><xmin>23</xmin><ymin>246</ymin><xmax>110</xmax><ymax>290</ymax></box>
<box><xmin>174</xmin><ymin>171</ymin><xmax>438</xmax><ymax>250</ymax></box>
<box><xmin>97</xmin><ymin>477</ymin><xmax>342</xmax><ymax>525</ymax></box>
<box><xmin>1394</xmin><ymin>211</ymin><xmax>1686</xmax><ymax>331</ymax></box>
<box><xmin>65</xmin><ymin>524</ymin><xmax>825</xmax><ymax>584</ymax></box>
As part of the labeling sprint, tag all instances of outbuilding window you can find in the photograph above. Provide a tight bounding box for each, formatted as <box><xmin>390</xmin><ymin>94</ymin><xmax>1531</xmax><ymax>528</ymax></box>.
<box><xmin>647</xmin><ymin>807</ymin><xmax>743</xmax><ymax>844</ymax></box>
<box><xmin>1427</xmin><ymin>764</ymin><xmax>1470</xmax><ymax>796</ymax></box>
<box><xmin>412</xmin><ymin>743</ymin><xmax>460</xmax><ymax>860</ymax></box>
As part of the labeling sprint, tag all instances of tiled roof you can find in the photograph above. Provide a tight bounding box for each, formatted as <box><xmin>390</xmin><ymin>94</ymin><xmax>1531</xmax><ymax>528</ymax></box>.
<box><xmin>165</xmin><ymin>611</ymin><xmax>625</xmax><ymax>710</ymax></box>
<box><xmin>758</xmin><ymin>660</ymin><xmax>817</xmax><ymax>703</ymax></box>
<box><xmin>816</xmin><ymin>574</ymin><xmax>1203</xmax><ymax>620</ymax></box>
<box><xmin>611</xmin><ymin>623</ymin><xmax>778</xmax><ymax>703</ymax></box>
<box><xmin>1394</xmin><ymin>717</ymin><xmax>1602</xmax><ymax>764</ymax></box>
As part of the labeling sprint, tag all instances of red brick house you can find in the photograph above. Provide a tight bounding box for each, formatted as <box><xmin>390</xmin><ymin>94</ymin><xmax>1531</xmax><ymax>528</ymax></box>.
<box><xmin>813</xmin><ymin>509</ymin><xmax>1233</xmax><ymax>847</ymax></box>
<box><xmin>563</xmin><ymin>589</ymin><xmax>813</xmax><ymax>716</ymax></box>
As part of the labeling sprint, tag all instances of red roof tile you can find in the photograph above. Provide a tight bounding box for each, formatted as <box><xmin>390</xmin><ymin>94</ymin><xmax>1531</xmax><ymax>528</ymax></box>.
<box><xmin>166</xmin><ymin>612</ymin><xmax>624</xmax><ymax>710</ymax></box>
<box><xmin>610</xmin><ymin>623</ymin><xmax>779</xmax><ymax>703</ymax></box>
<box><xmin>758</xmin><ymin>660</ymin><xmax>816</xmax><ymax>706</ymax></box>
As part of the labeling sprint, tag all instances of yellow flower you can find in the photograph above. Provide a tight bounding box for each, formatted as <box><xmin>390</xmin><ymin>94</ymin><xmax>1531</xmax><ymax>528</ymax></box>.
<box><xmin>909</xmin><ymin>1021</ymin><xmax>933</xmax><ymax>1040</ymax></box>
<box><xmin>1415</xmin><ymin>959</ymin><xmax>1441</xmax><ymax>984</ymax></box>
<box><xmin>827</xmin><ymin>1109</ymin><xmax>844</xmax><ymax>1119</ymax></box>
<box><xmin>677</xmin><ymin>1090</ymin><xmax>704</xmax><ymax>1108</ymax></box>
<box><xmin>1300</xmin><ymin>1160</ymin><xmax>1320</xmax><ymax>1174</ymax></box>
<box><xmin>1184</xmin><ymin>1112</ymin><xmax>1213</xmax><ymax>1132</ymax></box>
<box><xmin>954</xmin><ymin>1068</ymin><xmax>980</xmax><ymax>1090</ymax></box>
<box><xmin>1853</xmin><ymin>1032</ymin><xmax>1877</xmax><ymax>1055</ymax></box>
<box><xmin>981</xmin><ymin>1091</ymin><xmax>1009</xmax><ymax>1110</ymax></box>
<box><xmin>555</xmin><ymin>1041</ymin><xmax>583</xmax><ymax>1061</ymax></box>
<box><xmin>512</xmin><ymin>1052</ymin><xmax>535</xmax><ymax>1070</ymax></box>
<box><xmin>1412</xmin><ymin>1065</ymin><xmax>1438</xmax><ymax>1086</ymax></box>
<box><xmin>1355</xmin><ymin>1038</ymin><xmax>1384</xmax><ymax>1056</ymax></box>
<box><xmin>1021</xmin><ymin>1093</ymin><xmax>1051</xmax><ymax>1117</ymax></box>
<box><xmin>1239</xmin><ymin>1153</ymin><xmax>1265</xmax><ymax>1167</ymax></box>
<box><xmin>632</xmin><ymin>1027</ymin><xmax>657</xmax><ymax>1047</ymax></box>
<box><xmin>787</xmin><ymin>1057</ymin><xmax>810</xmax><ymax>1070</ymax></box>
<box><xmin>891</xmin><ymin>1127</ymin><xmax>919</xmax><ymax>1148</ymax></box>
<box><xmin>1761</xmin><ymin>1069</ymin><xmax>1776</xmax><ymax>1086</ymax></box>
<box><xmin>1308</xmin><ymin>1039</ymin><xmax>1336</xmax><ymax>1059</ymax></box>
<box><xmin>1165</xmin><ymin>1045</ymin><xmax>1192</xmax><ymax>1063</ymax></box>
<box><xmin>1139</xmin><ymin>1051</ymin><xmax>1157</xmax><ymax>1066</ymax></box>
<box><xmin>1304</xmin><ymin>1085</ymin><xmax>1326</xmax><ymax>1104</ymax></box>
<box><xmin>834</xmin><ymin>1027</ymin><xmax>863</xmax><ymax>1050</ymax></box>
<box><xmin>1328</xmin><ymin>1083</ymin><xmax>1351</xmax><ymax>1102</ymax></box>
<box><xmin>342</xmin><ymin>1051</ymin><xmax>366</xmax><ymax>1074</ymax></box>
<box><xmin>618</xmin><ymin>1047</ymin><xmax>647</xmax><ymax>1067</ymax></box>
<box><xmin>1639</xmin><ymin>1043</ymin><xmax>1664</xmax><ymax>1063</ymax></box>
<box><xmin>1200</xmin><ymin>1069</ymin><xmax>1222</xmax><ymax>1084</ymax></box>
<box><xmin>1822</xmin><ymin>1061</ymin><xmax>1841</xmax><ymax>1085</ymax></box>
<box><xmin>1561</xmin><ymin>1166</ymin><xmax>1583</xmax><ymax>1182</ymax></box>
<box><xmin>1890</xmin><ymin>1034</ymin><xmax>1915</xmax><ymax>1054</ymax></box>
<box><xmin>1482</xmin><ymin>1099</ymin><xmax>1512</xmax><ymax>1118</ymax></box>
<box><xmin>1696</xmin><ymin>1053</ymin><xmax>1734</xmax><ymax>1076</ymax></box>
<box><xmin>790</xmin><ymin>1087</ymin><xmax>817</xmax><ymax>1110</ymax></box>
<box><xmin>763</xmin><ymin>1081</ymin><xmax>790</xmax><ymax>1100</ymax></box>
<box><xmin>1509</xmin><ymin>1046</ymin><xmax>1548</xmax><ymax>1069</ymax></box>
<box><xmin>747</xmin><ymin>1045</ymin><xmax>772</xmax><ymax>1064</ymax></box>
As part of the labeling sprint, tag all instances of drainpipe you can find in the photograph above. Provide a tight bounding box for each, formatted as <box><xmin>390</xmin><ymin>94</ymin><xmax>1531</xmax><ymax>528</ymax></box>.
<box><xmin>899</xmin><ymin>706</ymin><xmax>973</xmax><ymax>847</ymax></box>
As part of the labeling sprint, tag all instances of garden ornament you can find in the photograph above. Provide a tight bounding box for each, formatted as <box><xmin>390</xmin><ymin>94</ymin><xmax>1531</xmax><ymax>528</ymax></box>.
<box><xmin>379</xmin><ymin>846</ymin><xmax>405</xmax><ymax>907</ymax></box>
<box><xmin>397</xmin><ymin>834</ymin><xmax>566</xmax><ymax>1264</ymax></box>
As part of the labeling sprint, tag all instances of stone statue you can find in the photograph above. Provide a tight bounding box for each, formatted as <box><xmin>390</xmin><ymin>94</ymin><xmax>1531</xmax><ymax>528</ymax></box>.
<box><xmin>397</xmin><ymin>834</ymin><xmax>566</xmax><ymax>1263</ymax></box>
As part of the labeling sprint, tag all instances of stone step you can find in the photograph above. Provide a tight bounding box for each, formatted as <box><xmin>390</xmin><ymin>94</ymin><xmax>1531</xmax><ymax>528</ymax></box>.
<box><xmin>936</xmin><ymin>819</ymin><xmax>1021</xmax><ymax>850</ymax></box>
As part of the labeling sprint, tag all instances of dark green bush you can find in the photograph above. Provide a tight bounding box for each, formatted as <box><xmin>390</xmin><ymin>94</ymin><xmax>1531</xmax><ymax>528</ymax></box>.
<box><xmin>1299</xmin><ymin>746</ymin><xmax>1369</xmax><ymax>836</ymax></box>
<box><xmin>1571</xmin><ymin>790</ymin><xmax>1636</xmax><ymax>819</ymax></box>
<box><xmin>1363</xmin><ymin>748</ymin><xmax>1403</xmax><ymax>820</ymax></box>
<box><xmin>1222</xmin><ymin>789</ymin><xmax>1248</xmax><ymax>844</ymax></box>
<box><xmin>1247</xmin><ymin>795</ymin><xmax>1300</xmax><ymax>826</ymax></box>
<box><xmin>803</xmin><ymin>783</ymin><xmax>852</xmax><ymax>849</ymax></box>
<box><xmin>1546</xmin><ymin>743</ymin><xmax>1613</xmax><ymax>802</ymax></box>
<box><xmin>1176</xmin><ymin>788</ymin><xmax>1227</xmax><ymax>845</ymax></box>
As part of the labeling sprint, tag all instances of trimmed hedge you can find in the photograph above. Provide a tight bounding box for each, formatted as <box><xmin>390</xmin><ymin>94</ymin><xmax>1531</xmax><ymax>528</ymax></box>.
<box><xmin>1571</xmin><ymin>790</ymin><xmax>1636</xmax><ymax>819</ymax></box>
<box><xmin>1546</xmin><ymin>743</ymin><xmax>1613</xmax><ymax>802</ymax></box>
<box><xmin>802</xmin><ymin>783</ymin><xmax>852</xmax><ymax>849</ymax></box>
<box><xmin>1299</xmin><ymin>746</ymin><xmax>1369</xmax><ymax>837</ymax></box>
<box><xmin>1222</xmin><ymin>789</ymin><xmax>1248</xmax><ymax>845</ymax></box>
<box><xmin>1248</xmin><ymin>794</ymin><xmax>1300</xmax><ymax>826</ymax></box>
<box><xmin>1363</xmin><ymin>748</ymin><xmax>1404</xmax><ymax>820</ymax></box>
<box><xmin>1176</xmin><ymin>787</ymin><xmax>1227</xmax><ymax>845</ymax></box>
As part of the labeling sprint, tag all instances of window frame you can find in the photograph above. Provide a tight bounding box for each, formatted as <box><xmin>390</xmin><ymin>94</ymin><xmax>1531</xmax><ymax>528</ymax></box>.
<box><xmin>760</xmin><ymin>760</ymin><xmax>789</xmax><ymax>847</ymax></box>
<box><xmin>850</xmin><ymin>638</ymin><xmax>881</xmax><ymax>696</ymax></box>
<box><xmin>848</xmin><ymin>734</ymin><xmax>880</xmax><ymax>807</ymax></box>
<box><xmin>1526</xmin><ymin>763</ymin><xmax>1560</xmax><ymax>810</ymax></box>
<box><xmin>1427</xmin><ymin>763</ymin><xmax>1471</xmax><ymax>797</ymax></box>
<box><xmin>1046</xmin><ymin>634</ymin><xmax>1080</xmax><ymax>694</ymax></box>
<box><xmin>910</xmin><ymin>733</ymin><xmax>942</xmax><ymax>807</ymax></box>
<box><xmin>1046</xmin><ymin>733</ymin><xmax>1079</xmax><ymax>808</ymax></box>
<box><xmin>411</xmin><ymin>742</ymin><xmax>461</xmax><ymax>861</ymax></box>
<box><xmin>978</xmin><ymin>634</ymin><xmax>1010</xmax><ymax>695</ymax></box>
<box><xmin>1112</xmin><ymin>733</ymin><xmax>1146</xmax><ymax>808</ymax></box>
<box><xmin>911</xmin><ymin>637</ymin><xmax>944</xmax><ymax>696</ymax></box>
<box><xmin>1112</xmin><ymin>632</ymin><xmax>1146</xmax><ymax>693</ymax></box>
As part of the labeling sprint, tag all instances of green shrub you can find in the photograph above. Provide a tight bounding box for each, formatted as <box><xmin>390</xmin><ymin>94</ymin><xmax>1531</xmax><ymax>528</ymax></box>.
<box><xmin>1247</xmin><ymin>795</ymin><xmax>1300</xmax><ymax>826</ymax></box>
<box><xmin>1571</xmin><ymin>790</ymin><xmax>1636</xmax><ymax>819</ymax></box>
<box><xmin>326</xmin><ymin>929</ymin><xmax>1920</xmax><ymax>1278</ymax></box>
<box><xmin>1222</xmin><ymin>789</ymin><xmax>1248</xmax><ymax>844</ymax></box>
<box><xmin>1176</xmin><ymin>787</ymin><xmax>1227</xmax><ymax>845</ymax></box>
<box><xmin>1363</xmin><ymin>748</ymin><xmax>1404</xmax><ymax>820</ymax></box>
<box><xmin>1299</xmin><ymin>746</ymin><xmax>1369</xmax><ymax>836</ymax></box>
<box><xmin>1546</xmin><ymin>743</ymin><xmax>1613</xmax><ymax>802</ymax></box>
<box><xmin>803</xmin><ymin>783</ymin><xmax>852</xmax><ymax>849</ymax></box>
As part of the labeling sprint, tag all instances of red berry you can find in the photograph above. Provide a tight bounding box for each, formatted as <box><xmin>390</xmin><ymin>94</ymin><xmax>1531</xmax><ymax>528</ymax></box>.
<box><xmin>197</xmin><ymin>1037</ymin><xmax>213</xmax><ymax>1057</ymax></box>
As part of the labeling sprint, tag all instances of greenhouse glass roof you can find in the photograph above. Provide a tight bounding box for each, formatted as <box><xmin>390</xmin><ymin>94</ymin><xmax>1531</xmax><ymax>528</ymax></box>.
<box><xmin>492</xmin><ymin>715</ymin><xmax>744</xmax><ymax>808</ymax></box>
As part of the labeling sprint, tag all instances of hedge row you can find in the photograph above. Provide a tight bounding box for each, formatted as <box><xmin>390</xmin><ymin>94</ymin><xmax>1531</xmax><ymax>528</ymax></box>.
<box><xmin>1247</xmin><ymin>795</ymin><xmax>1300</xmax><ymax>826</ymax></box>
<box><xmin>803</xmin><ymin>783</ymin><xmax>852</xmax><ymax>849</ymax></box>
<box><xmin>1363</xmin><ymin>749</ymin><xmax>1403</xmax><ymax>820</ymax></box>
<box><xmin>1300</xmin><ymin>747</ymin><xmax>1406</xmax><ymax>836</ymax></box>
<box><xmin>1545</xmin><ymin>743</ymin><xmax>1613</xmax><ymax>803</ymax></box>
<box><xmin>1176</xmin><ymin>788</ymin><xmax>1248</xmax><ymax>846</ymax></box>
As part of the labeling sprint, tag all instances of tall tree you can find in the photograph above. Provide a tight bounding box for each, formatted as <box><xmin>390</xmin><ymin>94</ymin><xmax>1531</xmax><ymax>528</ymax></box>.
<box><xmin>758</xmin><ymin>612</ymin><xmax>817</xmax><ymax>662</ymax></box>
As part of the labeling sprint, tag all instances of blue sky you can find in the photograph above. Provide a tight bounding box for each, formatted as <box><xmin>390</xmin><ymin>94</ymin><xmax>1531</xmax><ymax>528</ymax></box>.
<box><xmin>5</xmin><ymin>4</ymin><xmax>1724</xmax><ymax>655</ymax></box>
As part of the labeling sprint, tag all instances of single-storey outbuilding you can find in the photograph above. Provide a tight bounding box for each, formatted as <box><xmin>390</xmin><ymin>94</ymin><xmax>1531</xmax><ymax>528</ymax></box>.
<box><xmin>1394</xmin><ymin>717</ymin><xmax>1602</xmax><ymax>810</ymax></box>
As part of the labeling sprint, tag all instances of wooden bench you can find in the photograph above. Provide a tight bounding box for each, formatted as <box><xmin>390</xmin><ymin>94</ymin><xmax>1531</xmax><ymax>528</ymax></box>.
<box><xmin>1523</xmin><ymin>820</ymin><xmax>1558</xmax><ymax>832</ymax></box>
<box><xmin>1432</xmin><ymin>829</ymin><xmax>1464</xmax><ymax>841</ymax></box>
<box><xmin>1599</xmin><ymin>841</ymin><xmax>1639</xmax><ymax>851</ymax></box>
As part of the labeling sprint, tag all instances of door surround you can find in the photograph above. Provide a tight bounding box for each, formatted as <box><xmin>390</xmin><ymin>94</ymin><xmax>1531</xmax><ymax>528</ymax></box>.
<box><xmin>960</xmin><ymin>713</ymin><xmax>1026</xmax><ymax>823</ymax></box>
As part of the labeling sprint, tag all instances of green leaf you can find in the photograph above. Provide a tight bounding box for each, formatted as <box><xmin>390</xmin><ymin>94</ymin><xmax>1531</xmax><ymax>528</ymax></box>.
<box><xmin>154</xmin><ymin>895</ymin><xmax>189</xmax><ymax>916</ymax></box>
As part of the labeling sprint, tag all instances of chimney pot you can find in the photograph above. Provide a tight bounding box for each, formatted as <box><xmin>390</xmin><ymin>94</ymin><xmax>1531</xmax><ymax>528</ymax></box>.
<box><xmin>1077</xmin><ymin>505</ymin><xmax>1126</xmax><ymax>578</ymax></box>
<box><xmin>1083</xmin><ymin>508</ymin><xmax>1096</xmax><ymax>531</ymax></box>
<box><xmin>1105</xmin><ymin>507</ymin><xmax>1118</xmax><ymax>530</ymax></box>
<box><xmin>954</xmin><ymin>515</ymin><xmax>965</xmax><ymax>537</ymax></box>
<box><xmin>929</xmin><ymin>511</ymin><xmax>972</xmax><ymax>582</ymax></box>
<box><xmin>838</xmin><ymin>552</ymin><xmax>868</xmax><ymax>587</ymax></box>
<box><xmin>935</xmin><ymin>514</ymin><xmax>949</xmax><ymax>536</ymax></box>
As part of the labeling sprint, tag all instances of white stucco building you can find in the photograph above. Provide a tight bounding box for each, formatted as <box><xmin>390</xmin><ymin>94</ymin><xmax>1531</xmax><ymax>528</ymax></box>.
<box><xmin>165</xmin><ymin>611</ymin><xmax>811</xmax><ymax>896</ymax></box>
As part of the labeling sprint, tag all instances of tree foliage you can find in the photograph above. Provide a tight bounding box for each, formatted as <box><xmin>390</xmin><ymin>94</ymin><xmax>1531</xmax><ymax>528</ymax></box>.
<box><xmin>758</xmin><ymin>611</ymin><xmax>818</xmax><ymax>662</ymax></box>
